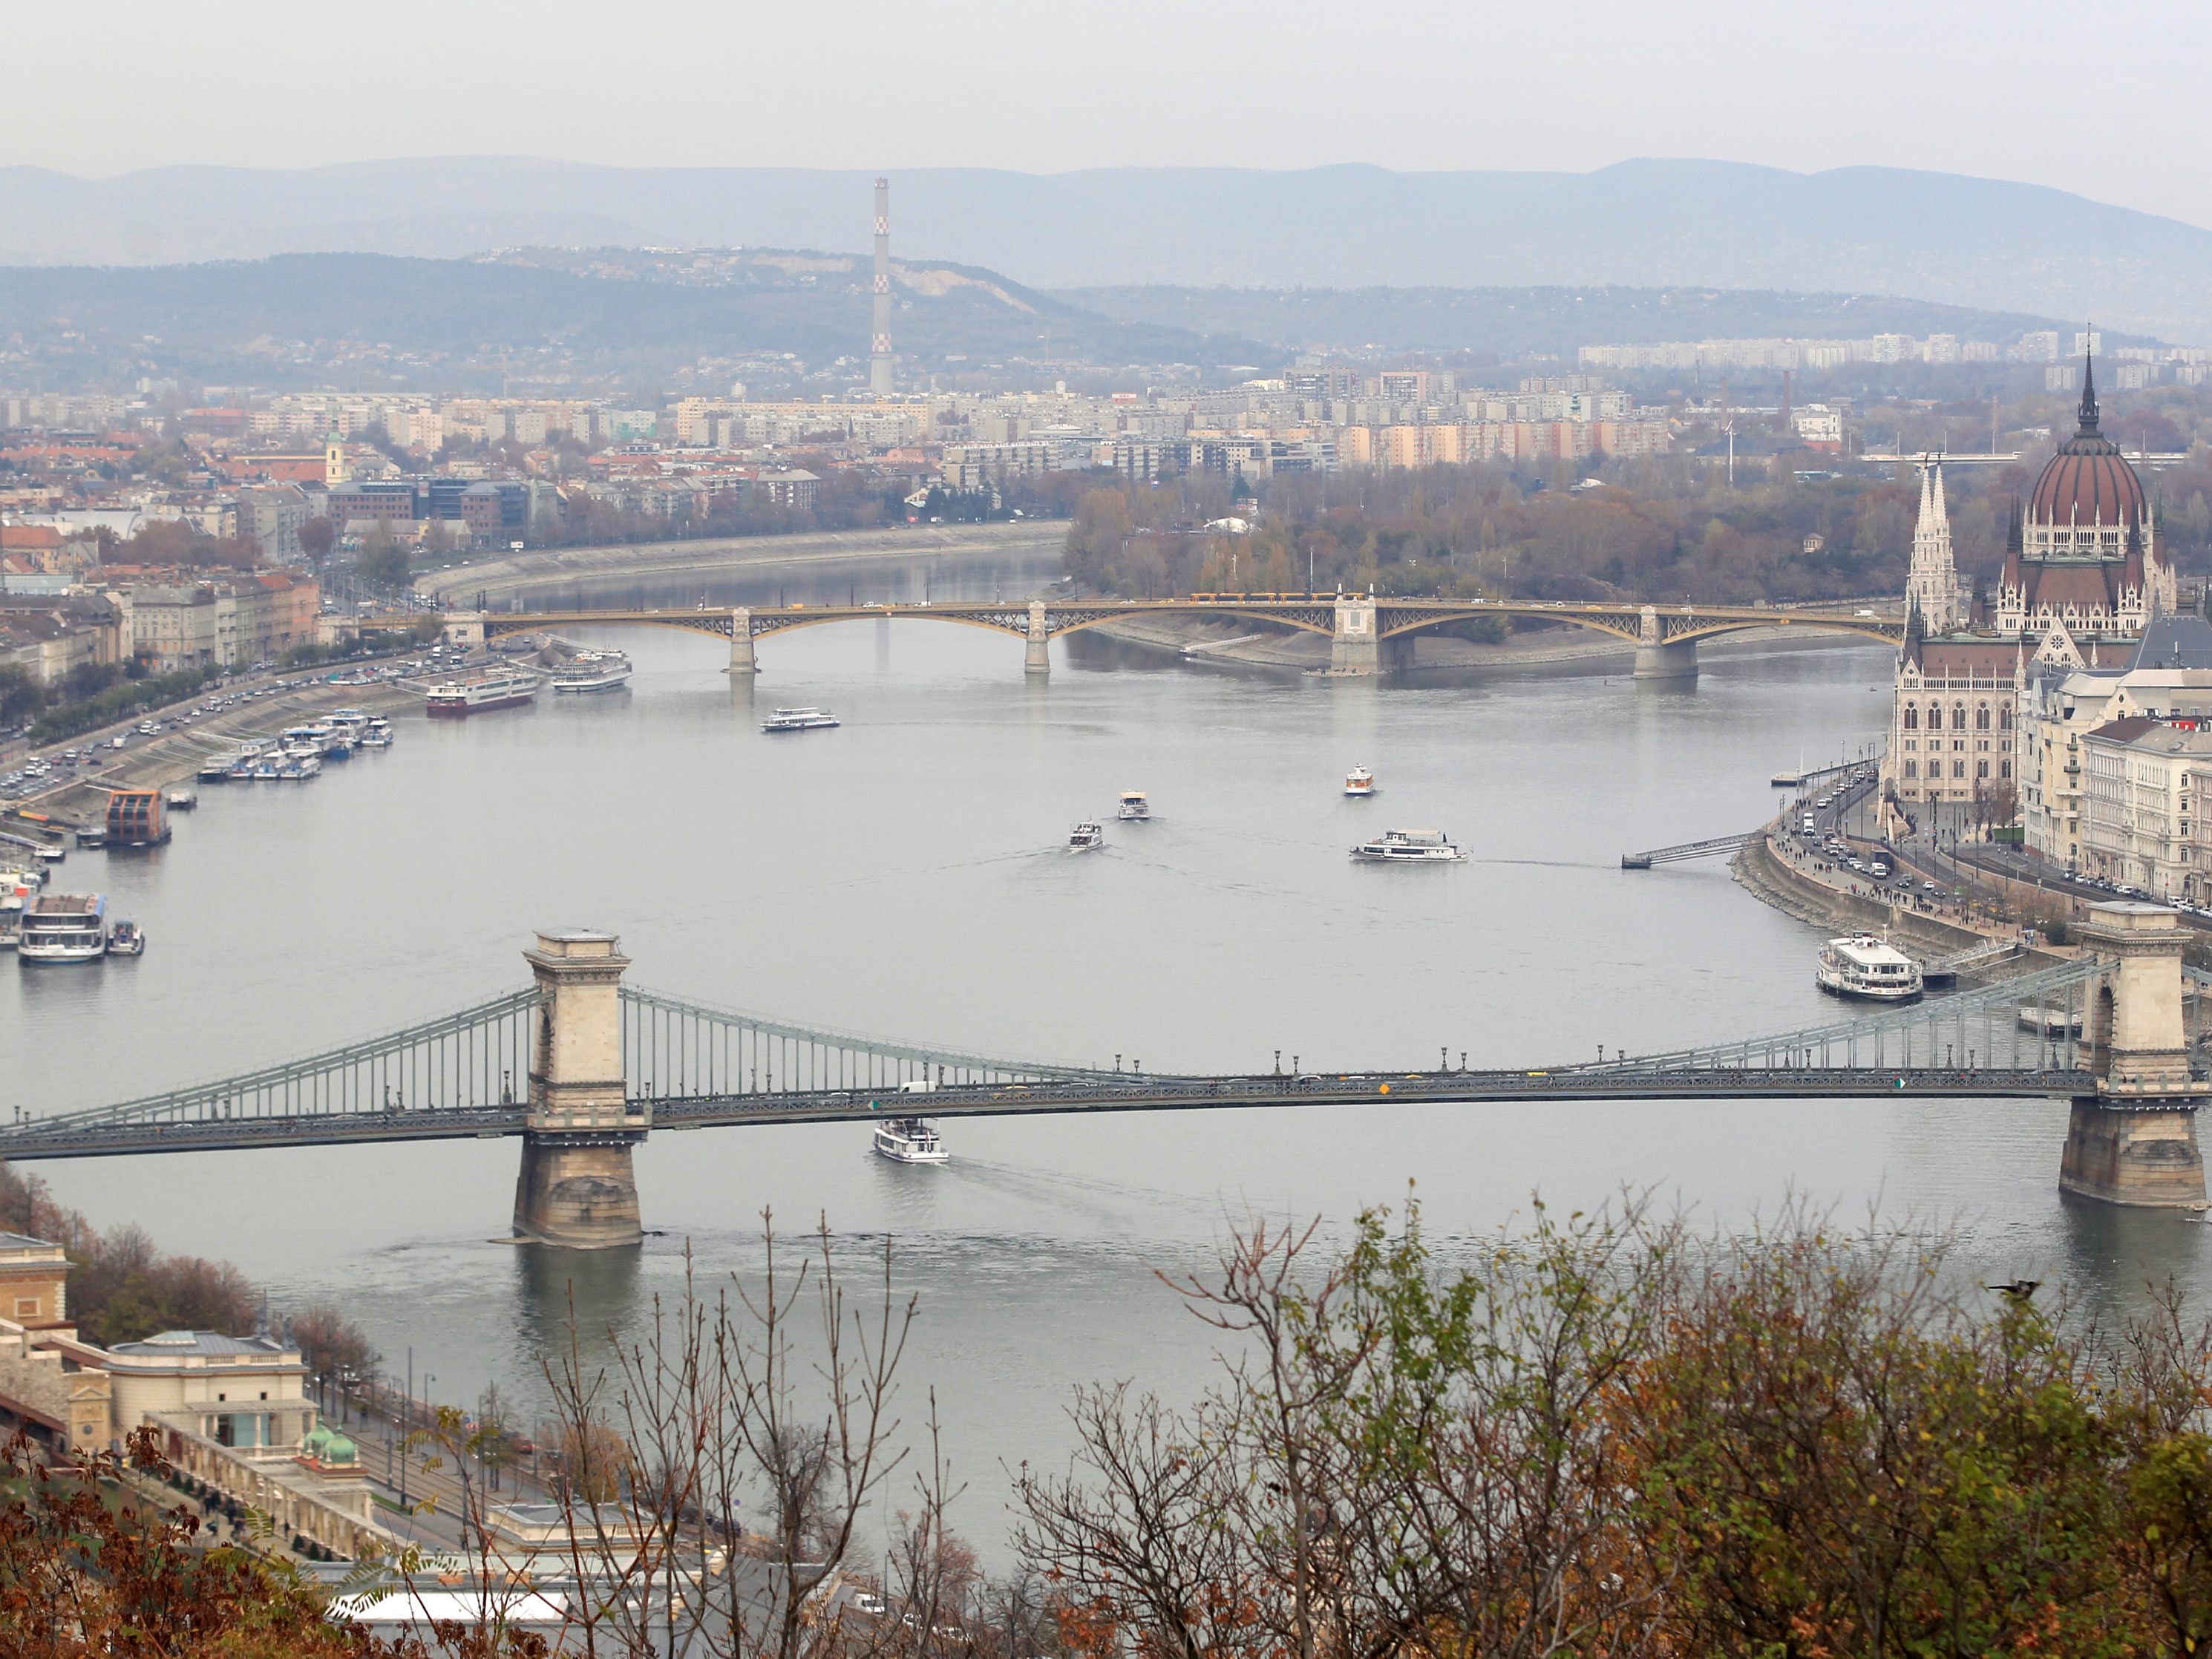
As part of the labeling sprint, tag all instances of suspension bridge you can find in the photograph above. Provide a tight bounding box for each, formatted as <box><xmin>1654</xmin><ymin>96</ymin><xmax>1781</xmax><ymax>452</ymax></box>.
<box><xmin>445</xmin><ymin>594</ymin><xmax>1905</xmax><ymax>681</ymax></box>
<box><xmin>3</xmin><ymin>906</ymin><xmax>2202</xmax><ymax>1246</ymax></box>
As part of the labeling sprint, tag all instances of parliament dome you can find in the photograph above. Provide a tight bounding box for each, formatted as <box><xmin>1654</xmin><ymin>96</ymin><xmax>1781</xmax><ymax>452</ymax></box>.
<box><xmin>2028</xmin><ymin>356</ymin><xmax>2147</xmax><ymax>530</ymax></box>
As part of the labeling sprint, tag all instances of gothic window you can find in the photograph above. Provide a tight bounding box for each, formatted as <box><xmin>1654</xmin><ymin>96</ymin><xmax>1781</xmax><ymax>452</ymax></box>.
<box><xmin>2000</xmin><ymin>706</ymin><xmax>2012</xmax><ymax>730</ymax></box>
<box><xmin>1904</xmin><ymin>704</ymin><xmax>1920</xmax><ymax>730</ymax></box>
<box><xmin>1954</xmin><ymin>760</ymin><xmax>1968</xmax><ymax>779</ymax></box>
<box><xmin>1977</xmin><ymin>760</ymin><xmax>1990</xmax><ymax>779</ymax></box>
<box><xmin>1927</xmin><ymin>705</ymin><xmax>1942</xmax><ymax>730</ymax></box>
<box><xmin>1905</xmin><ymin>760</ymin><xmax>1918</xmax><ymax>779</ymax></box>
<box><xmin>1953</xmin><ymin>704</ymin><xmax>1968</xmax><ymax>730</ymax></box>
<box><xmin>1975</xmin><ymin>704</ymin><xmax>1989</xmax><ymax>730</ymax></box>
<box><xmin>2001</xmin><ymin>761</ymin><xmax>2012</xmax><ymax>780</ymax></box>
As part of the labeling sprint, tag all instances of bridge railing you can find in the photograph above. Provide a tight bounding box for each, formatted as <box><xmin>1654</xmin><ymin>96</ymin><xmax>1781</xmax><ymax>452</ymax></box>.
<box><xmin>1578</xmin><ymin>956</ymin><xmax>2103</xmax><ymax>1078</ymax></box>
<box><xmin>15</xmin><ymin>988</ymin><xmax>540</xmax><ymax>1135</ymax></box>
<box><xmin>619</xmin><ymin>985</ymin><xmax>1118</xmax><ymax>1099</ymax></box>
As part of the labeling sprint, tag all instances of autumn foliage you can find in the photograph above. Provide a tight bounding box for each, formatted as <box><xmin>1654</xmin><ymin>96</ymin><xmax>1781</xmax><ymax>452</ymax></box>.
<box><xmin>1018</xmin><ymin>1201</ymin><xmax>2212</xmax><ymax>1659</ymax></box>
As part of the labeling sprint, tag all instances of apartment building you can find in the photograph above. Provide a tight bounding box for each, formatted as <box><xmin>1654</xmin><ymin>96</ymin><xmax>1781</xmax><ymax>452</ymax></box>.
<box><xmin>2079</xmin><ymin>717</ymin><xmax>2212</xmax><ymax>900</ymax></box>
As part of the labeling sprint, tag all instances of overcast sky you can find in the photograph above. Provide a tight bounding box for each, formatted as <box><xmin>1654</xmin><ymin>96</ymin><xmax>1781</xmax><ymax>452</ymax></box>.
<box><xmin>12</xmin><ymin>0</ymin><xmax>2211</xmax><ymax>226</ymax></box>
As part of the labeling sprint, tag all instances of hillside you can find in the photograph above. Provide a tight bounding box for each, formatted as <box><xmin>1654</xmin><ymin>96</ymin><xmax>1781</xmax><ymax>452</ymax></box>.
<box><xmin>1</xmin><ymin>157</ymin><xmax>2209</xmax><ymax>338</ymax></box>
<box><xmin>1056</xmin><ymin>285</ymin><xmax>2070</xmax><ymax>362</ymax></box>
<box><xmin>0</xmin><ymin>251</ymin><xmax>1266</xmax><ymax>392</ymax></box>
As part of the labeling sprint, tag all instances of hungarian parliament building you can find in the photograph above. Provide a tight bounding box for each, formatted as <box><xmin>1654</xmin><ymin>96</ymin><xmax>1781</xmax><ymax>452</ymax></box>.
<box><xmin>1881</xmin><ymin>357</ymin><xmax>2200</xmax><ymax>873</ymax></box>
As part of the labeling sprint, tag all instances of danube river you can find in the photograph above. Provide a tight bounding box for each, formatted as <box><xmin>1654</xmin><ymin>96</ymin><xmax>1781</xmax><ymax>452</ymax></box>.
<box><xmin>6</xmin><ymin>549</ymin><xmax>2202</xmax><ymax>1548</ymax></box>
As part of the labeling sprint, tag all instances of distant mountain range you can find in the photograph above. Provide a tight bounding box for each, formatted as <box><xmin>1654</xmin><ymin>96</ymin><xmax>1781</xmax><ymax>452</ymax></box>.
<box><xmin>1</xmin><ymin>157</ymin><xmax>2208</xmax><ymax>339</ymax></box>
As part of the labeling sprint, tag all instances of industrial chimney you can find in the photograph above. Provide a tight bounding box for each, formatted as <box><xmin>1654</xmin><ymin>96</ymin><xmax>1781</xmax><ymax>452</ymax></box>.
<box><xmin>870</xmin><ymin>177</ymin><xmax>894</xmax><ymax>397</ymax></box>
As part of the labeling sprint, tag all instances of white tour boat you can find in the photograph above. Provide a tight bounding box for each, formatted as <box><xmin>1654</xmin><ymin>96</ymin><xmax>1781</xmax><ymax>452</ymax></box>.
<box><xmin>1117</xmin><ymin>791</ymin><xmax>1151</xmax><ymax>821</ymax></box>
<box><xmin>360</xmin><ymin>718</ymin><xmax>395</xmax><ymax>748</ymax></box>
<box><xmin>1350</xmin><ymin>828</ymin><xmax>1465</xmax><ymax>863</ymax></box>
<box><xmin>552</xmin><ymin>649</ymin><xmax>633</xmax><ymax>693</ymax></box>
<box><xmin>1345</xmin><ymin>766</ymin><xmax>1377</xmax><ymax>797</ymax></box>
<box><xmin>18</xmin><ymin>893</ymin><xmax>108</xmax><ymax>963</ymax></box>
<box><xmin>872</xmin><ymin>1117</ymin><xmax>949</xmax><ymax>1164</ymax></box>
<box><xmin>425</xmin><ymin>668</ymin><xmax>543</xmax><ymax>717</ymax></box>
<box><xmin>1814</xmin><ymin>934</ymin><xmax>1925</xmax><ymax>1002</ymax></box>
<box><xmin>1069</xmin><ymin>821</ymin><xmax>1106</xmax><ymax>851</ymax></box>
<box><xmin>106</xmin><ymin>920</ymin><xmax>145</xmax><ymax>957</ymax></box>
<box><xmin>760</xmin><ymin>707</ymin><xmax>840</xmax><ymax>733</ymax></box>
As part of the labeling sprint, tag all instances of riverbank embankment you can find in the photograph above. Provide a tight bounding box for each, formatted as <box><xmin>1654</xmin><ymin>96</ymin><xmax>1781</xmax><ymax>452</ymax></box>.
<box><xmin>24</xmin><ymin>676</ymin><xmax>422</xmax><ymax>827</ymax></box>
<box><xmin>415</xmin><ymin>520</ymin><xmax>1069</xmax><ymax>604</ymax></box>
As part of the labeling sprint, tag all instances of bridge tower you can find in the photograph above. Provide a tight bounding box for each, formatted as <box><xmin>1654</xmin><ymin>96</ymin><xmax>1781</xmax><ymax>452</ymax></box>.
<box><xmin>727</xmin><ymin>607</ymin><xmax>757</xmax><ymax>675</ymax></box>
<box><xmin>512</xmin><ymin>931</ymin><xmax>647</xmax><ymax>1248</ymax></box>
<box><xmin>2062</xmin><ymin>903</ymin><xmax>2208</xmax><ymax>1207</ymax></box>
<box><xmin>1026</xmin><ymin>601</ymin><xmax>1050</xmax><ymax>676</ymax></box>
<box><xmin>1633</xmin><ymin>606</ymin><xmax>1698</xmax><ymax>680</ymax></box>
<box><xmin>1329</xmin><ymin>595</ymin><xmax>1378</xmax><ymax>675</ymax></box>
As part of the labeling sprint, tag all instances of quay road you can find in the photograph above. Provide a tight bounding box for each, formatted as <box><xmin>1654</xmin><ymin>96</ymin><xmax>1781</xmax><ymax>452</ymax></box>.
<box><xmin>0</xmin><ymin>1065</ymin><xmax>2105</xmax><ymax>1162</ymax></box>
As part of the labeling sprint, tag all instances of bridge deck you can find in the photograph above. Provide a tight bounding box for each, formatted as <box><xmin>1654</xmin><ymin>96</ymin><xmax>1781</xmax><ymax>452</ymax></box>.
<box><xmin>0</xmin><ymin>1067</ymin><xmax>2097</xmax><ymax>1161</ymax></box>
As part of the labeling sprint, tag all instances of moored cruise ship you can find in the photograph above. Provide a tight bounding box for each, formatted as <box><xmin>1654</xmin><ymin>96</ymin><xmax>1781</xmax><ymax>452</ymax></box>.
<box><xmin>552</xmin><ymin>649</ymin><xmax>632</xmax><ymax>693</ymax></box>
<box><xmin>19</xmin><ymin>893</ymin><xmax>107</xmax><ymax>963</ymax></box>
<box><xmin>425</xmin><ymin>667</ymin><xmax>543</xmax><ymax>717</ymax></box>
<box><xmin>1815</xmin><ymin>934</ymin><xmax>1924</xmax><ymax>1002</ymax></box>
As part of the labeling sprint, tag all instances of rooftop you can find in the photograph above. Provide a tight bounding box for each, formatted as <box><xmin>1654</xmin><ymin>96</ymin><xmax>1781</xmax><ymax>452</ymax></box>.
<box><xmin>108</xmin><ymin>1331</ymin><xmax>295</xmax><ymax>1359</ymax></box>
<box><xmin>2127</xmin><ymin>612</ymin><xmax>2212</xmax><ymax>673</ymax></box>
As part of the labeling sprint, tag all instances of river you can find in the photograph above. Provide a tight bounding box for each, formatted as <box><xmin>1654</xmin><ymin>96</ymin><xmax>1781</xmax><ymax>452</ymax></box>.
<box><xmin>5</xmin><ymin>546</ymin><xmax>2202</xmax><ymax>1556</ymax></box>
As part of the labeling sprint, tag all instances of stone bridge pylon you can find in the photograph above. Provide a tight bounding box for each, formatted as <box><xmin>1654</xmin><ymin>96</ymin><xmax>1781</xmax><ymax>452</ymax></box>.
<box><xmin>512</xmin><ymin>931</ymin><xmax>647</xmax><ymax>1248</ymax></box>
<box><xmin>2061</xmin><ymin>905</ymin><xmax>2209</xmax><ymax>1206</ymax></box>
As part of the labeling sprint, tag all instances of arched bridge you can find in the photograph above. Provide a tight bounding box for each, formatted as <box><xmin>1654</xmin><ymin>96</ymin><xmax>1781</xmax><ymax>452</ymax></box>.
<box><xmin>4</xmin><ymin>909</ymin><xmax>2203</xmax><ymax>1247</ymax></box>
<box><xmin>450</xmin><ymin>595</ymin><xmax>1905</xmax><ymax>681</ymax></box>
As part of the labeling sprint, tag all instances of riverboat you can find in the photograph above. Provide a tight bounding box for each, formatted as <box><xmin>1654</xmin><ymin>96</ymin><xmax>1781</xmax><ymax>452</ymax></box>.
<box><xmin>1814</xmin><ymin>934</ymin><xmax>1924</xmax><ymax>1002</ymax></box>
<box><xmin>1117</xmin><ymin>791</ymin><xmax>1151</xmax><ymax>821</ymax></box>
<box><xmin>871</xmin><ymin>1118</ymin><xmax>949</xmax><ymax>1164</ymax></box>
<box><xmin>198</xmin><ymin>754</ymin><xmax>242</xmax><ymax>782</ymax></box>
<box><xmin>552</xmin><ymin>650</ymin><xmax>632</xmax><ymax>694</ymax></box>
<box><xmin>106</xmin><ymin>920</ymin><xmax>145</xmax><ymax>957</ymax></box>
<box><xmin>1351</xmin><ymin>828</ymin><xmax>1465</xmax><ymax>863</ymax></box>
<box><xmin>1345</xmin><ymin>766</ymin><xmax>1377</xmax><ymax>797</ymax></box>
<box><xmin>361</xmin><ymin>719</ymin><xmax>394</xmax><ymax>748</ymax></box>
<box><xmin>165</xmin><ymin>788</ymin><xmax>197</xmax><ymax>811</ymax></box>
<box><xmin>760</xmin><ymin>707</ymin><xmax>840</xmax><ymax>733</ymax></box>
<box><xmin>1069</xmin><ymin>822</ymin><xmax>1105</xmax><ymax>851</ymax></box>
<box><xmin>425</xmin><ymin>669</ymin><xmax>543</xmax><ymax>717</ymax></box>
<box><xmin>19</xmin><ymin>893</ymin><xmax>107</xmax><ymax>963</ymax></box>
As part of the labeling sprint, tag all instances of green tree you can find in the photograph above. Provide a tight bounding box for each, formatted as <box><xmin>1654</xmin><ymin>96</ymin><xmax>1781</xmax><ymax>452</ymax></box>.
<box><xmin>0</xmin><ymin>663</ymin><xmax>41</xmax><ymax>726</ymax></box>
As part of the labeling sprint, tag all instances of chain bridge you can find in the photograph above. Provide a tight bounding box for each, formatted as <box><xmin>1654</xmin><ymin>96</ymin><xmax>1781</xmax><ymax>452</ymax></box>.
<box><xmin>448</xmin><ymin>593</ymin><xmax>1904</xmax><ymax>681</ymax></box>
<box><xmin>3</xmin><ymin>906</ymin><xmax>2205</xmax><ymax>1247</ymax></box>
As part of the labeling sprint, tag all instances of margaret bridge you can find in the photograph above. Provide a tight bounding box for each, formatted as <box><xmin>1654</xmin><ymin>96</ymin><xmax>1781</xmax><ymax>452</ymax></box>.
<box><xmin>4</xmin><ymin>907</ymin><xmax>2208</xmax><ymax>1247</ymax></box>
<box><xmin>443</xmin><ymin>593</ymin><xmax>1906</xmax><ymax>681</ymax></box>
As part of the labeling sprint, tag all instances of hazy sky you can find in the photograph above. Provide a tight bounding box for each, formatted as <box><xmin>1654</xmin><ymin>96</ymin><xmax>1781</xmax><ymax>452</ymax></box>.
<box><xmin>13</xmin><ymin>0</ymin><xmax>2212</xmax><ymax>226</ymax></box>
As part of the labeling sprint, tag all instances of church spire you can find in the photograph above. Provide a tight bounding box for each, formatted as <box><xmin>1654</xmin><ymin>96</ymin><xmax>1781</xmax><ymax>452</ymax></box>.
<box><xmin>1905</xmin><ymin>457</ymin><xmax>1959</xmax><ymax>634</ymax></box>
<box><xmin>2078</xmin><ymin>337</ymin><xmax>2101</xmax><ymax>434</ymax></box>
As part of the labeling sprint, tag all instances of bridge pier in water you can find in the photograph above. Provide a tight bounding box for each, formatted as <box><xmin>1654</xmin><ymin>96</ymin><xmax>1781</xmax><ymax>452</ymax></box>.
<box><xmin>726</xmin><ymin>608</ymin><xmax>757</xmax><ymax>675</ymax></box>
<box><xmin>512</xmin><ymin>931</ymin><xmax>647</xmax><ymax>1249</ymax></box>
<box><xmin>1329</xmin><ymin>595</ymin><xmax>1378</xmax><ymax>675</ymax></box>
<box><xmin>2061</xmin><ymin>906</ymin><xmax>2208</xmax><ymax>1207</ymax></box>
<box><xmin>1632</xmin><ymin>606</ymin><xmax>1698</xmax><ymax>680</ymax></box>
<box><xmin>1025</xmin><ymin>601</ymin><xmax>1050</xmax><ymax>676</ymax></box>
